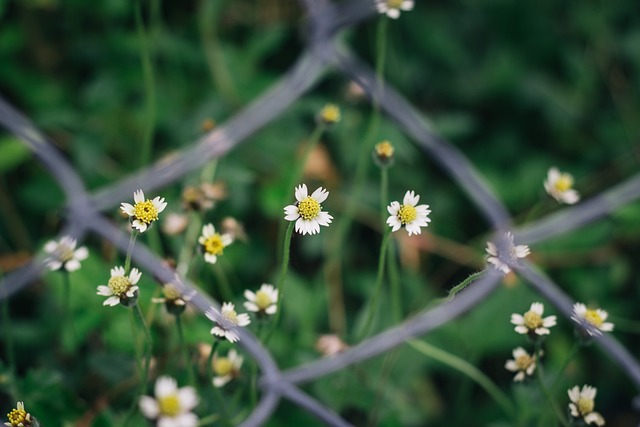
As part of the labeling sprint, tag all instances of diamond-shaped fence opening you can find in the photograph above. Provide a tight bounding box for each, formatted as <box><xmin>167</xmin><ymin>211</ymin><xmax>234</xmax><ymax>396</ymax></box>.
<box><xmin>2</xmin><ymin>0</ymin><xmax>640</xmax><ymax>426</ymax></box>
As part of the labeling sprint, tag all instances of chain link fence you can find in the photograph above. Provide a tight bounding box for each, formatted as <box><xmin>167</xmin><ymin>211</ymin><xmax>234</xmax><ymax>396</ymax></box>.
<box><xmin>2</xmin><ymin>0</ymin><xmax>640</xmax><ymax>425</ymax></box>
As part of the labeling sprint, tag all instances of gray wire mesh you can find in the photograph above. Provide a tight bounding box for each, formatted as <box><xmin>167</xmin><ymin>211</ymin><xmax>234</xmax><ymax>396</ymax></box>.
<box><xmin>2</xmin><ymin>0</ymin><xmax>640</xmax><ymax>425</ymax></box>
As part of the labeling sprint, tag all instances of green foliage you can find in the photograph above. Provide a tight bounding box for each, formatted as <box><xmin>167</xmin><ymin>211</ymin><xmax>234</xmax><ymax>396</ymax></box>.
<box><xmin>1</xmin><ymin>0</ymin><xmax>640</xmax><ymax>426</ymax></box>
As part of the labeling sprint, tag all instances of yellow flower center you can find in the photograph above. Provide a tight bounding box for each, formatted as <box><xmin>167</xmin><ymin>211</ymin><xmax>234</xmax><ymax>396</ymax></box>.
<box><xmin>375</xmin><ymin>141</ymin><xmax>395</xmax><ymax>159</ymax></box>
<box><xmin>56</xmin><ymin>245</ymin><xmax>75</xmax><ymax>262</ymax></box>
<box><xmin>203</xmin><ymin>234</ymin><xmax>225</xmax><ymax>255</ymax></box>
<box><xmin>397</xmin><ymin>204</ymin><xmax>417</xmax><ymax>224</ymax></box>
<box><xmin>577</xmin><ymin>397</ymin><xmax>594</xmax><ymax>415</ymax></box>
<box><xmin>6</xmin><ymin>408</ymin><xmax>29</xmax><ymax>426</ymax></box>
<box><xmin>387</xmin><ymin>0</ymin><xmax>404</xmax><ymax>8</ymax></box>
<box><xmin>214</xmin><ymin>358</ymin><xmax>233</xmax><ymax>376</ymax></box>
<box><xmin>108</xmin><ymin>276</ymin><xmax>131</xmax><ymax>296</ymax></box>
<box><xmin>298</xmin><ymin>197</ymin><xmax>321</xmax><ymax>221</ymax></box>
<box><xmin>515</xmin><ymin>354</ymin><xmax>533</xmax><ymax>370</ymax></box>
<box><xmin>223</xmin><ymin>309</ymin><xmax>239</xmax><ymax>324</ymax></box>
<box><xmin>320</xmin><ymin>104</ymin><xmax>340</xmax><ymax>124</ymax></box>
<box><xmin>162</xmin><ymin>285</ymin><xmax>181</xmax><ymax>300</ymax></box>
<box><xmin>523</xmin><ymin>310</ymin><xmax>543</xmax><ymax>329</ymax></box>
<box><xmin>158</xmin><ymin>394</ymin><xmax>181</xmax><ymax>417</ymax></box>
<box><xmin>133</xmin><ymin>199</ymin><xmax>159</xmax><ymax>224</ymax></box>
<box><xmin>255</xmin><ymin>290</ymin><xmax>273</xmax><ymax>310</ymax></box>
<box><xmin>554</xmin><ymin>174</ymin><xmax>573</xmax><ymax>192</ymax></box>
<box><xmin>584</xmin><ymin>309</ymin><xmax>604</xmax><ymax>328</ymax></box>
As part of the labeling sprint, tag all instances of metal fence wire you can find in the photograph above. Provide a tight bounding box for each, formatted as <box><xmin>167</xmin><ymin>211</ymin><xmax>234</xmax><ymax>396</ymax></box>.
<box><xmin>2</xmin><ymin>0</ymin><xmax>640</xmax><ymax>425</ymax></box>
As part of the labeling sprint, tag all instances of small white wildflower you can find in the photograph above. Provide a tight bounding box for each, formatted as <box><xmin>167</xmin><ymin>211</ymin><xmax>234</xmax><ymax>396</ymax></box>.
<box><xmin>504</xmin><ymin>347</ymin><xmax>537</xmax><ymax>382</ymax></box>
<box><xmin>43</xmin><ymin>236</ymin><xmax>88</xmax><ymax>272</ymax></box>
<box><xmin>375</xmin><ymin>0</ymin><xmax>414</xmax><ymax>19</ymax></box>
<box><xmin>212</xmin><ymin>349</ymin><xmax>244</xmax><ymax>388</ymax></box>
<box><xmin>139</xmin><ymin>376</ymin><xmax>199</xmax><ymax>427</ymax></box>
<box><xmin>544</xmin><ymin>167</ymin><xmax>580</xmax><ymax>205</ymax></box>
<box><xmin>162</xmin><ymin>213</ymin><xmax>189</xmax><ymax>235</ymax></box>
<box><xmin>568</xmin><ymin>385</ymin><xmax>605</xmax><ymax>426</ymax></box>
<box><xmin>511</xmin><ymin>302</ymin><xmax>557</xmax><ymax>336</ymax></box>
<box><xmin>486</xmin><ymin>232</ymin><xmax>530</xmax><ymax>274</ymax></box>
<box><xmin>120</xmin><ymin>189</ymin><xmax>168</xmax><ymax>233</ymax></box>
<box><xmin>243</xmin><ymin>284</ymin><xmax>278</xmax><ymax>316</ymax></box>
<box><xmin>386</xmin><ymin>190</ymin><xmax>431</xmax><ymax>236</ymax></box>
<box><xmin>4</xmin><ymin>401</ymin><xmax>33</xmax><ymax>427</ymax></box>
<box><xmin>284</xmin><ymin>184</ymin><xmax>333</xmax><ymax>235</ymax></box>
<box><xmin>205</xmin><ymin>302</ymin><xmax>251</xmax><ymax>343</ymax></box>
<box><xmin>571</xmin><ymin>303</ymin><xmax>614</xmax><ymax>337</ymax></box>
<box><xmin>198</xmin><ymin>224</ymin><xmax>233</xmax><ymax>265</ymax></box>
<box><xmin>96</xmin><ymin>266</ymin><xmax>141</xmax><ymax>307</ymax></box>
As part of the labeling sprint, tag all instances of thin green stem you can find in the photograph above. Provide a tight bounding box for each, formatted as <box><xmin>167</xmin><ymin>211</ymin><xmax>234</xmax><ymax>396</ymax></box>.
<box><xmin>534</xmin><ymin>343</ymin><xmax>569</xmax><ymax>427</ymax></box>
<box><xmin>550</xmin><ymin>342</ymin><xmax>580</xmax><ymax>392</ymax></box>
<box><xmin>176</xmin><ymin>314</ymin><xmax>196</xmax><ymax>386</ymax></box>
<box><xmin>124</xmin><ymin>231</ymin><xmax>138</xmax><ymax>274</ymax></box>
<box><xmin>123</xmin><ymin>304</ymin><xmax>152</xmax><ymax>426</ymax></box>
<box><xmin>61</xmin><ymin>271</ymin><xmax>77</xmax><ymax>351</ymax></box>
<box><xmin>135</xmin><ymin>0</ymin><xmax>158</xmax><ymax>167</ymax></box>
<box><xmin>439</xmin><ymin>271</ymin><xmax>486</xmax><ymax>304</ymax></box>
<box><xmin>277</xmin><ymin>124</ymin><xmax>325</xmax><ymax>264</ymax></box>
<box><xmin>134</xmin><ymin>303</ymin><xmax>152</xmax><ymax>391</ymax></box>
<box><xmin>359</xmin><ymin>231</ymin><xmax>391</xmax><ymax>340</ymax></box>
<box><xmin>408</xmin><ymin>339</ymin><xmax>516</xmax><ymax>420</ymax></box>
<box><xmin>197</xmin><ymin>414</ymin><xmax>221</xmax><ymax>426</ymax></box>
<box><xmin>273</xmin><ymin>222</ymin><xmax>294</xmax><ymax>325</ymax></box>
<box><xmin>205</xmin><ymin>340</ymin><xmax>230</xmax><ymax>421</ymax></box>
<box><xmin>177</xmin><ymin>212</ymin><xmax>202</xmax><ymax>276</ymax></box>
<box><xmin>213</xmin><ymin>263</ymin><xmax>234</xmax><ymax>302</ymax></box>
<box><xmin>387</xmin><ymin>238</ymin><xmax>401</xmax><ymax>322</ymax></box>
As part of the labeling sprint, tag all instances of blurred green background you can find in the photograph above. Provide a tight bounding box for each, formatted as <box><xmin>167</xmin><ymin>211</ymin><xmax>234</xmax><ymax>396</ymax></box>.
<box><xmin>1</xmin><ymin>0</ymin><xmax>640</xmax><ymax>425</ymax></box>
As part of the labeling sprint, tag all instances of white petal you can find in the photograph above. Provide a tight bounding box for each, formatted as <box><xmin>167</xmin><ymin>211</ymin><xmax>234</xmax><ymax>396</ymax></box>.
<box><xmin>204</xmin><ymin>253</ymin><xmax>218</xmax><ymax>264</ymax></box>
<box><xmin>103</xmin><ymin>296</ymin><xmax>121</xmax><ymax>306</ymax></box>
<box><xmin>132</xmin><ymin>220</ymin><xmax>148</xmax><ymax>233</ymax></box>
<box><xmin>213</xmin><ymin>375</ymin><xmax>231</xmax><ymax>388</ymax></box>
<box><xmin>44</xmin><ymin>240</ymin><xmax>58</xmax><ymax>253</ymax></box>
<box><xmin>111</xmin><ymin>266</ymin><xmax>125</xmax><ymax>277</ymax></box>
<box><xmin>315</xmin><ymin>211</ymin><xmax>333</xmax><ymax>226</ymax></box>
<box><xmin>74</xmin><ymin>246</ymin><xmax>89</xmax><ymax>261</ymax></box>
<box><xmin>387</xmin><ymin>8</ymin><xmax>400</xmax><ymax>18</ymax></box>
<box><xmin>387</xmin><ymin>201</ymin><xmax>400</xmax><ymax>215</ymax></box>
<box><xmin>155</xmin><ymin>376</ymin><xmax>177</xmax><ymax>398</ymax></box>
<box><xmin>311</xmin><ymin>187</ymin><xmax>329</xmax><ymax>203</ymax></box>
<box><xmin>244</xmin><ymin>290</ymin><xmax>256</xmax><ymax>301</ymax></box>
<box><xmin>244</xmin><ymin>302</ymin><xmax>259</xmax><ymax>312</ymax></box>
<box><xmin>294</xmin><ymin>184</ymin><xmax>308</xmax><ymax>202</ymax></box>
<box><xmin>177</xmin><ymin>386</ymin><xmax>199</xmax><ymax>411</ymax></box>
<box><xmin>153</xmin><ymin>197</ymin><xmax>167</xmax><ymax>213</ymax></box>
<box><xmin>121</xmin><ymin>203</ymin><xmax>135</xmax><ymax>216</ymax></box>
<box><xmin>133</xmin><ymin>189</ymin><xmax>145</xmax><ymax>203</ymax></box>
<box><xmin>65</xmin><ymin>259</ymin><xmax>81</xmax><ymax>272</ymax></box>
<box><xmin>47</xmin><ymin>260</ymin><xmax>63</xmax><ymax>271</ymax></box>
<box><xmin>139</xmin><ymin>396</ymin><xmax>159</xmax><ymax>418</ymax></box>
<box><xmin>129</xmin><ymin>268</ymin><xmax>142</xmax><ymax>285</ymax></box>
<box><xmin>97</xmin><ymin>286</ymin><xmax>113</xmax><ymax>296</ymax></box>
<box><xmin>403</xmin><ymin>190</ymin><xmax>418</xmax><ymax>206</ymax></box>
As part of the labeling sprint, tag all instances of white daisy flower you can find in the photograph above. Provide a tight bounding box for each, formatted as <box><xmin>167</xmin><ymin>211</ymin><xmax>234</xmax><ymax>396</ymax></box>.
<box><xmin>244</xmin><ymin>283</ymin><xmax>278</xmax><ymax>316</ymax></box>
<box><xmin>139</xmin><ymin>376</ymin><xmax>199</xmax><ymax>427</ymax></box>
<box><xmin>205</xmin><ymin>302</ymin><xmax>251</xmax><ymax>343</ymax></box>
<box><xmin>486</xmin><ymin>232</ymin><xmax>530</xmax><ymax>274</ymax></box>
<box><xmin>4</xmin><ymin>401</ymin><xmax>34</xmax><ymax>427</ymax></box>
<box><xmin>284</xmin><ymin>184</ymin><xmax>333</xmax><ymax>235</ymax></box>
<box><xmin>386</xmin><ymin>190</ymin><xmax>431</xmax><ymax>236</ymax></box>
<box><xmin>198</xmin><ymin>224</ymin><xmax>233</xmax><ymax>265</ymax></box>
<box><xmin>212</xmin><ymin>349</ymin><xmax>244</xmax><ymax>388</ymax></box>
<box><xmin>544</xmin><ymin>167</ymin><xmax>580</xmax><ymax>204</ymax></box>
<box><xmin>375</xmin><ymin>0</ymin><xmax>414</xmax><ymax>19</ymax></box>
<box><xmin>568</xmin><ymin>385</ymin><xmax>605</xmax><ymax>426</ymax></box>
<box><xmin>504</xmin><ymin>347</ymin><xmax>537</xmax><ymax>382</ymax></box>
<box><xmin>43</xmin><ymin>236</ymin><xmax>89</xmax><ymax>272</ymax></box>
<box><xmin>120</xmin><ymin>189</ymin><xmax>168</xmax><ymax>233</ymax></box>
<box><xmin>511</xmin><ymin>302</ymin><xmax>557</xmax><ymax>336</ymax></box>
<box><xmin>96</xmin><ymin>266</ymin><xmax>141</xmax><ymax>307</ymax></box>
<box><xmin>571</xmin><ymin>303</ymin><xmax>614</xmax><ymax>337</ymax></box>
